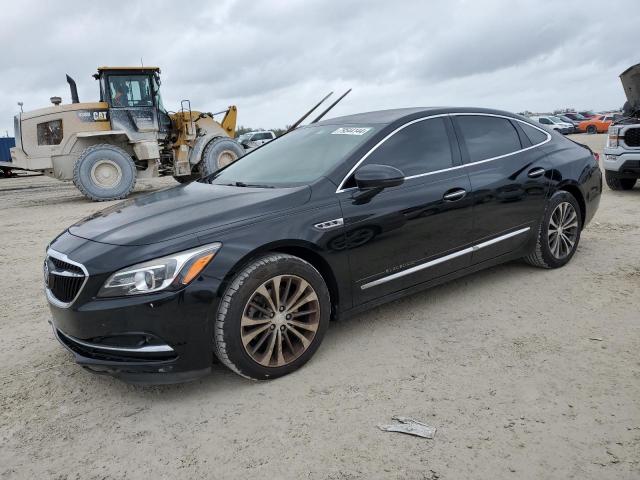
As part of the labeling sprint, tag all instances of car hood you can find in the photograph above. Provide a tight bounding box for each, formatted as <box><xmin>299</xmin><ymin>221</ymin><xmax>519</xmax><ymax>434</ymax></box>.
<box><xmin>620</xmin><ymin>62</ymin><xmax>640</xmax><ymax>109</ymax></box>
<box><xmin>69</xmin><ymin>182</ymin><xmax>312</xmax><ymax>246</ymax></box>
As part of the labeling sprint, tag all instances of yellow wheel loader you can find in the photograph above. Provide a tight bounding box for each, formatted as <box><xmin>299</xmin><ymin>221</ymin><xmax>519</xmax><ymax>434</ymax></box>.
<box><xmin>8</xmin><ymin>67</ymin><xmax>244</xmax><ymax>201</ymax></box>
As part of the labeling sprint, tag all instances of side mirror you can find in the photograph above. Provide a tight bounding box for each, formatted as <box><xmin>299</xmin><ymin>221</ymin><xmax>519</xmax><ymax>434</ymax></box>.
<box><xmin>354</xmin><ymin>164</ymin><xmax>405</xmax><ymax>190</ymax></box>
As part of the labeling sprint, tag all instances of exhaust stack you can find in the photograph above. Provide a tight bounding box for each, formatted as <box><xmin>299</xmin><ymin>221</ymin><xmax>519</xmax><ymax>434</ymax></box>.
<box><xmin>66</xmin><ymin>74</ymin><xmax>79</xmax><ymax>103</ymax></box>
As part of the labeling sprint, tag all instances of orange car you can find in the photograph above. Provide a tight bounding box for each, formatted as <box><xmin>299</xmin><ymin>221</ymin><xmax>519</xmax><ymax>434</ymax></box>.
<box><xmin>578</xmin><ymin>114</ymin><xmax>615</xmax><ymax>134</ymax></box>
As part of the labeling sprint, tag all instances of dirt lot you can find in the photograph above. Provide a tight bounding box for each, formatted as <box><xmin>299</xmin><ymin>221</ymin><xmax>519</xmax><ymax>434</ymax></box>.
<box><xmin>0</xmin><ymin>133</ymin><xmax>638</xmax><ymax>479</ymax></box>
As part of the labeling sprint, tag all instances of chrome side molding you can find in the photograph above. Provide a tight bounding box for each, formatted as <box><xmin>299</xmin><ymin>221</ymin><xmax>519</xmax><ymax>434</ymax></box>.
<box><xmin>361</xmin><ymin>227</ymin><xmax>530</xmax><ymax>290</ymax></box>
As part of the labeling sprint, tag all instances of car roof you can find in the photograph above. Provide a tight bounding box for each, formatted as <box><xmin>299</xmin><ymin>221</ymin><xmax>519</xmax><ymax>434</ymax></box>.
<box><xmin>315</xmin><ymin>107</ymin><xmax>525</xmax><ymax>126</ymax></box>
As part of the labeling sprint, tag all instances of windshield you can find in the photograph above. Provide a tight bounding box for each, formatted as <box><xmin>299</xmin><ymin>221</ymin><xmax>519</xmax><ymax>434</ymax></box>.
<box><xmin>108</xmin><ymin>75</ymin><xmax>153</xmax><ymax>108</ymax></box>
<box><xmin>210</xmin><ymin>124</ymin><xmax>378</xmax><ymax>187</ymax></box>
<box><xmin>550</xmin><ymin>116</ymin><xmax>564</xmax><ymax>124</ymax></box>
<box><xmin>237</xmin><ymin>133</ymin><xmax>251</xmax><ymax>142</ymax></box>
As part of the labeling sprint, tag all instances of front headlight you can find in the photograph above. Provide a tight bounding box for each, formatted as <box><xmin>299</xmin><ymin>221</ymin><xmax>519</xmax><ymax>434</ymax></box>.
<box><xmin>98</xmin><ymin>242</ymin><xmax>221</xmax><ymax>297</ymax></box>
<box><xmin>607</xmin><ymin>126</ymin><xmax>621</xmax><ymax>148</ymax></box>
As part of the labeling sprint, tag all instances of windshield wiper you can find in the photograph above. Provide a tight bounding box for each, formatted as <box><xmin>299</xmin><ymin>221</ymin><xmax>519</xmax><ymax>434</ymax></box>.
<box><xmin>221</xmin><ymin>181</ymin><xmax>275</xmax><ymax>188</ymax></box>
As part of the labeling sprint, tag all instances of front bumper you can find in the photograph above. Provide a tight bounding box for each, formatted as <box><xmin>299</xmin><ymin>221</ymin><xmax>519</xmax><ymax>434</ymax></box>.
<box><xmin>48</xmin><ymin>282</ymin><xmax>220</xmax><ymax>383</ymax></box>
<box><xmin>52</xmin><ymin>325</ymin><xmax>210</xmax><ymax>384</ymax></box>
<box><xmin>602</xmin><ymin>148</ymin><xmax>640</xmax><ymax>175</ymax></box>
<box><xmin>46</xmin><ymin>233</ymin><xmax>224</xmax><ymax>384</ymax></box>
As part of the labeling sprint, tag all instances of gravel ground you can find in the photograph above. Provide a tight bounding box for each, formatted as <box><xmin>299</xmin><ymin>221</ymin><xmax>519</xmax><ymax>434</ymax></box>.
<box><xmin>0</xmin><ymin>134</ymin><xmax>638</xmax><ymax>479</ymax></box>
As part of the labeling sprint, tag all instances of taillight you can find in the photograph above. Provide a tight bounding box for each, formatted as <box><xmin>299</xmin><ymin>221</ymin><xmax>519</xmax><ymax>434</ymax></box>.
<box><xmin>593</xmin><ymin>152</ymin><xmax>600</xmax><ymax>162</ymax></box>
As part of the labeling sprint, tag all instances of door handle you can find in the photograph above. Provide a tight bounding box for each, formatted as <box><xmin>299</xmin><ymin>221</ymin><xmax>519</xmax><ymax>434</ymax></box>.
<box><xmin>528</xmin><ymin>167</ymin><xmax>546</xmax><ymax>178</ymax></box>
<box><xmin>443</xmin><ymin>188</ymin><xmax>467</xmax><ymax>202</ymax></box>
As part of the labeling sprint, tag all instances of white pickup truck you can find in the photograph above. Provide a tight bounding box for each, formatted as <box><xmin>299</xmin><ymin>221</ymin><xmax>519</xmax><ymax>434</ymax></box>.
<box><xmin>603</xmin><ymin>63</ymin><xmax>640</xmax><ymax>190</ymax></box>
<box><xmin>237</xmin><ymin>130</ymin><xmax>276</xmax><ymax>151</ymax></box>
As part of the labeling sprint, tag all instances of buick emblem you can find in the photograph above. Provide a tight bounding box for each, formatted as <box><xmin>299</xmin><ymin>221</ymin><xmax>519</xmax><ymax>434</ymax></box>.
<box><xmin>43</xmin><ymin>260</ymin><xmax>49</xmax><ymax>287</ymax></box>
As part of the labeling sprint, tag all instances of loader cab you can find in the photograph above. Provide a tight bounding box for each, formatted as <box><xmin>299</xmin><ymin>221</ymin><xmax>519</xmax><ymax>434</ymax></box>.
<box><xmin>95</xmin><ymin>67</ymin><xmax>172</xmax><ymax>139</ymax></box>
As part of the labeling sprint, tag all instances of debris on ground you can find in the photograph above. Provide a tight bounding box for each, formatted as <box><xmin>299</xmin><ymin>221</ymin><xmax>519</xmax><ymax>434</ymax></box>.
<box><xmin>378</xmin><ymin>416</ymin><xmax>437</xmax><ymax>439</ymax></box>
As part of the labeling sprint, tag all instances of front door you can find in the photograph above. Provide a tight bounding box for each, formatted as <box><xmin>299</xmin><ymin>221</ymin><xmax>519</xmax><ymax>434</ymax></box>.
<box><xmin>338</xmin><ymin>116</ymin><xmax>474</xmax><ymax>305</ymax></box>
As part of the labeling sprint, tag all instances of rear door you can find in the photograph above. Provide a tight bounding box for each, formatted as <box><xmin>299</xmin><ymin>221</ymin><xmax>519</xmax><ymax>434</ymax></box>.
<box><xmin>452</xmin><ymin>114</ymin><xmax>551</xmax><ymax>264</ymax></box>
<box><xmin>338</xmin><ymin>116</ymin><xmax>474</xmax><ymax>305</ymax></box>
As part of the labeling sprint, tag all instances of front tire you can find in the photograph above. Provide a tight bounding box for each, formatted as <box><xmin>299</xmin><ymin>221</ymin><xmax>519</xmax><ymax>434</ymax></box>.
<box><xmin>200</xmin><ymin>137</ymin><xmax>245</xmax><ymax>177</ymax></box>
<box><xmin>605</xmin><ymin>171</ymin><xmax>636</xmax><ymax>191</ymax></box>
<box><xmin>214</xmin><ymin>254</ymin><xmax>330</xmax><ymax>380</ymax></box>
<box><xmin>586</xmin><ymin>125</ymin><xmax>597</xmax><ymax>134</ymax></box>
<box><xmin>524</xmin><ymin>191</ymin><xmax>582</xmax><ymax>269</ymax></box>
<box><xmin>73</xmin><ymin>144</ymin><xmax>136</xmax><ymax>201</ymax></box>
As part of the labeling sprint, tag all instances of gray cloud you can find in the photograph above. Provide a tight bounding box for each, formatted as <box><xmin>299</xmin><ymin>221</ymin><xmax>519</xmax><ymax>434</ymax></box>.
<box><xmin>0</xmin><ymin>0</ymin><xmax>637</xmax><ymax>135</ymax></box>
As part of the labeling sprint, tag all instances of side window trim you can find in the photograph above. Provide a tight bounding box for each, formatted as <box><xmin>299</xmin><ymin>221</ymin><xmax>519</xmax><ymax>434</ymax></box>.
<box><xmin>336</xmin><ymin>113</ymin><xmax>551</xmax><ymax>193</ymax></box>
<box><xmin>510</xmin><ymin>119</ymin><xmax>531</xmax><ymax>148</ymax></box>
<box><xmin>336</xmin><ymin>113</ymin><xmax>451</xmax><ymax>191</ymax></box>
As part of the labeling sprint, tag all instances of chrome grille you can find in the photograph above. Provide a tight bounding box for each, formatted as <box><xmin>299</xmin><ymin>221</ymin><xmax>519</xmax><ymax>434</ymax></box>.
<box><xmin>45</xmin><ymin>250</ymin><xmax>87</xmax><ymax>307</ymax></box>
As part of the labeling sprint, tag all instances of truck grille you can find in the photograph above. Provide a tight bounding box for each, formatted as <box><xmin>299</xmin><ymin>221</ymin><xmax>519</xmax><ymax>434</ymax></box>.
<box><xmin>624</xmin><ymin>127</ymin><xmax>640</xmax><ymax>147</ymax></box>
<box><xmin>45</xmin><ymin>252</ymin><xmax>87</xmax><ymax>306</ymax></box>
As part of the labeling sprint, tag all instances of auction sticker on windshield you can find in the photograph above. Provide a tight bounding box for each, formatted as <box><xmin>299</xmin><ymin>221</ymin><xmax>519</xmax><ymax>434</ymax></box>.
<box><xmin>331</xmin><ymin>127</ymin><xmax>372</xmax><ymax>135</ymax></box>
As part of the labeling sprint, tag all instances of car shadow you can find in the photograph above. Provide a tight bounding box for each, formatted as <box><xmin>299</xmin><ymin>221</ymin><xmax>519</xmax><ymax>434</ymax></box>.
<box><xmin>100</xmin><ymin>258</ymin><xmax>539</xmax><ymax>399</ymax></box>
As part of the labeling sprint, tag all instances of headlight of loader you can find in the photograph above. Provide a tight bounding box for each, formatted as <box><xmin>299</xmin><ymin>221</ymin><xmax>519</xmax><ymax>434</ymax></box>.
<box><xmin>98</xmin><ymin>243</ymin><xmax>221</xmax><ymax>297</ymax></box>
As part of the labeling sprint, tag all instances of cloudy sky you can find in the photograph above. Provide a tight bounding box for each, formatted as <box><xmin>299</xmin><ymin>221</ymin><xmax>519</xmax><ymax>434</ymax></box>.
<box><xmin>0</xmin><ymin>0</ymin><xmax>637</xmax><ymax>134</ymax></box>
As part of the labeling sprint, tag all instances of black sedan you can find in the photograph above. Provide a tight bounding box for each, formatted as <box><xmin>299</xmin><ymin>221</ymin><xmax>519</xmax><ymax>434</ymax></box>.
<box><xmin>45</xmin><ymin>107</ymin><xmax>602</xmax><ymax>383</ymax></box>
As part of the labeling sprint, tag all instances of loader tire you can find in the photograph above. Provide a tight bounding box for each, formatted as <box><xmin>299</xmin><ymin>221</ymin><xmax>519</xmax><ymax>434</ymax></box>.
<box><xmin>200</xmin><ymin>137</ymin><xmax>244</xmax><ymax>177</ymax></box>
<box><xmin>73</xmin><ymin>144</ymin><xmax>136</xmax><ymax>201</ymax></box>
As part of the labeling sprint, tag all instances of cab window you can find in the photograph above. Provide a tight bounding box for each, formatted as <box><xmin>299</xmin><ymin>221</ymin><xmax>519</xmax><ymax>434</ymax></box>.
<box><xmin>108</xmin><ymin>75</ymin><xmax>153</xmax><ymax>108</ymax></box>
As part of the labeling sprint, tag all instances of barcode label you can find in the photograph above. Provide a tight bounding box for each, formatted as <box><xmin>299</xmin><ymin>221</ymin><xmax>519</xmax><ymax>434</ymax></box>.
<box><xmin>331</xmin><ymin>127</ymin><xmax>372</xmax><ymax>136</ymax></box>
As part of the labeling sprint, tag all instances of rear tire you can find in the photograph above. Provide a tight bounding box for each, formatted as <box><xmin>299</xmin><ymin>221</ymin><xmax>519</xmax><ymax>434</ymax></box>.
<box><xmin>605</xmin><ymin>171</ymin><xmax>636</xmax><ymax>191</ymax></box>
<box><xmin>200</xmin><ymin>137</ymin><xmax>245</xmax><ymax>177</ymax></box>
<box><xmin>73</xmin><ymin>144</ymin><xmax>136</xmax><ymax>201</ymax></box>
<box><xmin>524</xmin><ymin>191</ymin><xmax>582</xmax><ymax>269</ymax></box>
<box><xmin>587</xmin><ymin>125</ymin><xmax>597</xmax><ymax>134</ymax></box>
<box><xmin>213</xmin><ymin>254</ymin><xmax>330</xmax><ymax>380</ymax></box>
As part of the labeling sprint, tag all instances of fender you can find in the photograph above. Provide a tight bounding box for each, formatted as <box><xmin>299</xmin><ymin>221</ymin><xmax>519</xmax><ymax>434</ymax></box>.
<box><xmin>188</xmin><ymin>133</ymin><xmax>222</xmax><ymax>165</ymax></box>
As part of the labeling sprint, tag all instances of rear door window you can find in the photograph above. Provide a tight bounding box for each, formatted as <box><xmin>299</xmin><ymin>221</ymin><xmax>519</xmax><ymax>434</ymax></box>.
<box><xmin>456</xmin><ymin>115</ymin><xmax>522</xmax><ymax>163</ymax></box>
<box><xmin>361</xmin><ymin>117</ymin><xmax>453</xmax><ymax>177</ymax></box>
<box><xmin>519</xmin><ymin>122</ymin><xmax>549</xmax><ymax>146</ymax></box>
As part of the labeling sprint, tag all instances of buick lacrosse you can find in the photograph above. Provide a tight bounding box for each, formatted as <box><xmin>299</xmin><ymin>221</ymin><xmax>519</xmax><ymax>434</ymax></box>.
<box><xmin>45</xmin><ymin>107</ymin><xmax>602</xmax><ymax>383</ymax></box>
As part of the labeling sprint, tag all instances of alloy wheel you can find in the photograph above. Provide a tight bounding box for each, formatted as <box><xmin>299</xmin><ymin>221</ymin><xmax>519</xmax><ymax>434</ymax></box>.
<box><xmin>241</xmin><ymin>275</ymin><xmax>320</xmax><ymax>367</ymax></box>
<box><xmin>547</xmin><ymin>201</ymin><xmax>579</xmax><ymax>259</ymax></box>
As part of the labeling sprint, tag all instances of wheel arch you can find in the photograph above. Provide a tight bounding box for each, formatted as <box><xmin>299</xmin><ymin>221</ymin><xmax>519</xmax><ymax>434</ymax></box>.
<box><xmin>219</xmin><ymin>240</ymin><xmax>340</xmax><ymax>320</ymax></box>
<box><xmin>555</xmin><ymin>182</ymin><xmax>586</xmax><ymax>229</ymax></box>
